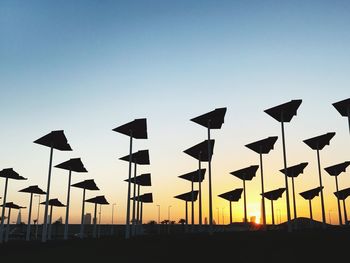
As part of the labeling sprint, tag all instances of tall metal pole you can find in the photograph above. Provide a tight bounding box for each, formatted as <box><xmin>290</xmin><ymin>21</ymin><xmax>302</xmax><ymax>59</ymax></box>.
<box><xmin>259</xmin><ymin>151</ymin><xmax>266</xmax><ymax>227</ymax></box>
<box><xmin>132</xmin><ymin>162</ymin><xmax>137</xmax><ymax>236</ymax></box>
<box><xmin>137</xmin><ymin>185</ymin><xmax>140</xmax><ymax>225</ymax></box>
<box><xmin>35</xmin><ymin>195</ymin><xmax>40</xmax><ymax>240</ymax></box>
<box><xmin>207</xmin><ymin>123</ymin><xmax>213</xmax><ymax>234</ymax></box>
<box><xmin>229</xmin><ymin>201</ymin><xmax>232</xmax><ymax>224</ymax></box>
<box><xmin>64</xmin><ymin>169</ymin><xmax>72</xmax><ymax>240</ymax></box>
<box><xmin>347</xmin><ymin>106</ymin><xmax>350</xmax><ymax>134</ymax></box>
<box><xmin>125</xmin><ymin>133</ymin><xmax>133</xmax><ymax>239</ymax></box>
<box><xmin>309</xmin><ymin>200</ymin><xmax>313</xmax><ymax>220</ymax></box>
<box><xmin>335</xmin><ymin>176</ymin><xmax>342</xmax><ymax>225</ymax></box>
<box><xmin>191</xmin><ymin>180</ymin><xmax>194</xmax><ymax>228</ymax></box>
<box><xmin>0</xmin><ymin>177</ymin><xmax>9</xmax><ymax>243</ymax></box>
<box><xmin>243</xmin><ymin>179</ymin><xmax>247</xmax><ymax>223</ymax></box>
<box><xmin>80</xmin><ymin>188</ymin><xmax>86</xmax><ymax>239</ymax></box>
<box><xmin>271</xmin><ymin>200</ymin><xmax>275</xmax><ymax>225</ymax></box>
<box><xmin>316</xmin><ymin>149</ymin><xmax>326</xmax><ymax>227</ymax></box>
<box><xmin>5</xmin><ymin>207</ymin><xmax>11</xmax><ymax>242</ymax></box>
<box><xmin>185</xmin><ymin>202</ymin><xmax>188</xmax><ymax>232</ymax></box>
<box><xmin>98</xmin><ymin>204</ymin><xmax>101</xmax><ymax>238</ymax></box>
<box><xmin>93</xmin><ymin>203</ymin><xmax>97</xmax><ymax>238</ymax></box>
<box><xmin>48</xmin><ymin>205</ymin><xmax>53</xmax><ymax>240</ymax></box>
<box><xmin>26</xmin><ymin>193</ymin><xmax>33</xmax><ymax>241</ymax></box>
<box><xmin>198</xmin><ymin>157</ymin><xmax>202</xmax><ymax>226</ymax></box>
<box><xmin>343</xmin><ymin>200</ymin><xmax>348</xmax><ymax>224</ymax></box>
<box><xmin>291</xmin><ymin>177</ymin><xmax>297</xmax><ymax>219</ymax></box>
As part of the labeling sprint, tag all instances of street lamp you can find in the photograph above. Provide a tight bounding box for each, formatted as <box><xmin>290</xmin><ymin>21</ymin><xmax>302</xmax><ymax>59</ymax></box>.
<box><xmin>157</xmin><ymin>205</ymin><xmax>160</xmax><ymax>224</ymax></box>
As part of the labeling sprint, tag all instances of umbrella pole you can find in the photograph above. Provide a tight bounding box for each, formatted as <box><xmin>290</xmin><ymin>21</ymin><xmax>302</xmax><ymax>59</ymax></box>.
<box><xmin>48</xmin><ymin>205</ymin><xmax>53</xmax><ymax>240</ymax></box>
<box><xmin>26</xmin><ymin>193</ymin><xmax>34</xmax><ymax>241</ymax></box>
<box><xmin>5</xmin><ymin>207</ymin><xmax>11</xmax><ymax>242</ymax></box>
<box><xmin>347</xmin><ymin>106</ymin><xmax>350</xmax><ymax>135</ymax></box>
<box><xmin>0</xmin><ymin>177</ymin><xmax>9</xmax><ymax>243</ymax></box>
<box><xmin>207</xmin><ymin>124</ymin><xmax>213</xmax><ymax>234</ymax></box>
<box><xmin>132</xmin><ymin>162</ymin><xmax>137</xmax><ymax>236</ymax></box>
<box><xmin>98</xmin><ymin>205</ymin><xmax>101</xmax><ymax>238</ymax></box>
<box><xmin>140</xmin><ymin>202</ymin><xmax>143</xmax><ymax>225</ymax></box>
<box><xmin>185</xmin><ymin>201</ymin><xmax>188</xmax><ymax>233</ymax></box>
<box><xmin>243</xmin><ymin>179</ymin><xmax>247</xmax><ymax>224</ymax></box>
<box><xmin>93</xmin><ymin>203</ymin><xmax>97</xmax><ymax>238</ymax></box>
<box><xmin>198</xmin><ymin>157</ymin><xmax>202</xmax><ymax>228</ymax></box>
<box><xmin>229</xmin><ymin>201</ymin><xmax>232</xmax><ymax>224</ymax></box>
<box><xmin>125</xmin><ymin>134</ymin><xmax>133</xmax><ymax>239</ymax></box>
<box><xmin>191</xmin><ymin>180</ymin><xmax>194</xmax><ymax>231</ymax></box>
<box><xmin>291</xmin><ymin>177</ymin><xmax>297</xmax><ymax>220</ymax></box>
<box><xmin>259</xmin><ymin>151</ymin><xmax>266</xmax><ymax>228</ymax></box>
<box><xmin>136</xmin><ymin>184</ymin><xmax>140</xmax><ymax>235</ymax></box>
<box><xmin>271</xmin><ymin>200</ymin><xmax>275</xmax><ymax>225</ymax></box>
<box><xmin>309</xmin><ymin>200</ymin><xmax>313</xmax><ymax>220</ymax></box>
<box><xmin>316</xmin><ymin>149</ymin><xmax>326</xmax><ymax>228</ymax></box>
<box><xmin>64</xmin><ymin>169</ymin><xmax>72</xmax><ymax>240</ymax></box>
<box><xmin>343</xmin><ymin>200</ymin><xmax>348</xmax><ymax>225</ymax></box>
<box><xmin>335</xmin><ymin>176</ymin><xmax>342</xmax><ymax>225</ymax></box>
<box><xmin>80</xmin><ymin>188</ymin><xmax>86</xmax><ymax>239</ymax></box>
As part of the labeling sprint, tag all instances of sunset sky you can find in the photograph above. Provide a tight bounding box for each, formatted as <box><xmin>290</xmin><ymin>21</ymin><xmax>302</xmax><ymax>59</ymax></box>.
<box><xmin>1</xmin><ymin>0</ymin><xmax>349</xmax><ymax>226</ymax></box>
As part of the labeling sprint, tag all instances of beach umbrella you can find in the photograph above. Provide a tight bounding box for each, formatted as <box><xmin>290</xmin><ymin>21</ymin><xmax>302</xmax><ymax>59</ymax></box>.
<box><xmin>332</xmin><ymin>98</ymin><xmax>350</xmax><ymax>134</ymax></box>
<box><xmin>18</xmin><ymin>185</ymin><xmax>46</xmax><ymax>241</ymax></box>
<box><xmin>230</xmin><ymin>165</ymin><xmax>259</xmax><ymax>223</ymax></box>
<box><xmin>179</xmin><ymin>169</ymin><xmax>206</xmax><ymax>229</ymax></box>
<box><xmin>55</xmin><ymin>158</ymin><xmax>88</xmax><ymax>240</ymax></box>
<box><xmin>120</xmin><ymin>150</ymin><xmax>150</xmax><ymax>236</ymax></box>
<box><xmin>279</xmin><ymin>162</ymin><xmax>308</xmax><ymax>220</ymax></box>
<box><xmin>261</xmin><ymin>188</ymin><xmax>286</xmax><ymax>225</ymax></box>
<box><xmin>299</xmin><ymin>187</ymin><xmax>323</xmax><ymax>220</ymax></box>
<box><xmin>0</xmin><ymin>202</ymin><xmax>25</xmax><ymax>242</ymax></box>
<box><xmin>85</xmin><ymin>195</ymin><xmax>109</xmax><ymax>238</ymax></box>
<box><xmin>325</xmin><ymin>161</ymin><xmax>350</xmax><ymax>225</ymax></box>
<box><xmin>334</xmin><ymin>187</ymin><xmax>350</xmax><ymax>225</ymax></box>
<box><xmin>113</xmin><ymin>118</ymin><xmax>147</xmax><ymax>239</ymax></box>
<box><xmin>303</xmin><ymin>132</ymin><xmax>335</xmax><ymax>227</ymax></box>
<box><xmin>71</xmin><ymin>179</ymin><xmax>99</xmax><ymax>239</ymax></box>
<box><xmin>40</xmin><ymin>198</ymin><xmax>65</xmax><ymax>240</ymax></box>
<box><xmin>245</xmin><ymin>136</ymin><xmax>278</xmax><ymax>227</ymax></box>
<box><xmin>191</xmin><ymin>107</ymin><xmax>227</xmax><ymax>233</ymax></box>
<box><xmin>264</xmin><ymin>99</ymin><xmax>302</xmax><ymax>232</ymax></box>
<box><xmin>174</xmin><ymin>191</ymin><xmax>199</xmax><ymax>232</ymax></box>
<box><xmin>218</xmin><ymin>188</ymin><xmax>243</xmax><ymax>224</ymax></box>
<box><xmin>0</xmin><ymin>168</ymin><xmax>27</xmax><ymax>243</ymax></box>
<box><xmin>34</xmin><ymin>130</ymin><xmax>72</xmax><ymax>242</ymax></box>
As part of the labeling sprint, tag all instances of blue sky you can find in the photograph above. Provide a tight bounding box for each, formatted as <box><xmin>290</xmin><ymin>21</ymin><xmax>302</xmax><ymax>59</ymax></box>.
<box><xmin>0</xmin><ymin>0</ymin><xmax>349</xmax><ymax>224</ymax></box>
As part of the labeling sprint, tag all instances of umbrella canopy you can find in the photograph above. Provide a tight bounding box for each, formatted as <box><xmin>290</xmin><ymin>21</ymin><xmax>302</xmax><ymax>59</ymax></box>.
<box><xmin>178</xmin><ymin>169</ymin><xmax>206</xmax><ymax>183</ymax></box>
<box><xmin>33</xmin><ymin>130</ymin><xmax>72</xmax><ymax>151</ymax></box>
<box><xmin>190</xmin><ymin>108</ymin><xmax>227</xmax><ymax>129</ymax></box>
<box><xmin>218</xmin><ymin>188</ymin><xmax>243</xmax><ymax>202</ymax></box>
<box><xmin>119</xmin><ymin>150</ymin><xmax>150</xmax><ymax>165</ymax></box>
<box><xmin>19</xmin><ymin>185</ymin><xmax>46</xmax><ymax>195</ymax></box>
<box><xmin>183</xmin><ymin>140</ymin><xmax>215</xmax><ymax>161</ymax></box>
<box><xmin>299</xmin><ymin>187</ymin><xmax>323</xmax><ymax>200</ymax></box>
<box><xmin>71</xmin><ymin>179</ymin><xmax>99</xmax><ymax>190</ymax></box>
<box><xmin>262</xmin><ymin>188</ymin><xmax>286</xmax><ymax>201</ymax></box>
<box><xmin>332</xmin><ymin>98</ymin><xmax>350</xmax><ymax>117</ymax></box>
<box><xmin>85</xmin><ymin>195</ymin><xmax>109</xmax><ymax>205</ymax></box>
<box><xmin>124</xmin><ymin>173</ymin><xmax>152</xmax><ymax>186</ymax></box>
<box><xmin>324</xmin><ymin>161</ymin><xmax>350</xmax><ymax>176</ymax></box>
<box><xmin>230</xmin><ymin>165</ymin><xmax>259</xmax><ymax>181</ymax></box>
<box><xmin>55</xmin><ymin>158</ymin><xmax>88</xmax><ymax>173</ymax></box>
<box><xmin>134</xmin><ymin>193</ymin><xmax>153</xmax><ymax>203</ymax></box>
<box><xmin>334</xmin><ymin>187</ymin><xmax>350</xmax><ymax>200</ymax></box>
<box><xmin>264</xmin><ymin>100</ymin><xmax>302</xmax><ymax>123</ymax></box>
<box><xmin>303</xmin><ymin>132</ymin><xmax>336</xmax><ymax>150</ymax></box>
<box><xmin>1</xmin><ymin>202</ymin><xmax>25</xmax><ymax>209</ymax></box>
<box><xmin>174</xmin><ymin>191</ymin><xmax>199</xmax><ymax>202</ymax></box>
<box><xmin>40</xmin><ymin>198</ymin><xmax>65</xmax><ymax>207</ymax></box>
<box><xmin>279</xmin><ymin>162</ymin><xmax>309</xmax><ymax>178</ymax></box>
<box><xmin>0</xmin><ymin>168</ymin><xmax>27</xmax><ymax>180</ymax></box>
<box><xmin>245</xmin><ymin>136</ymin><xmax>278</xmax><ymax>154</ymax></box>
<box><xmin>112</xmin><ymin>118</ymin><xmax>148</xmax><ymax>139</ymax></box>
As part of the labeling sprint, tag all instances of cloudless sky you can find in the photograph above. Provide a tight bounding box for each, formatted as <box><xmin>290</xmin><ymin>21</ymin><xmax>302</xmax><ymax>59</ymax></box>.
<box><xmin>0</xmin><ymin>0</ymin><xmax>349</xmax><ymax>225</ymax></box>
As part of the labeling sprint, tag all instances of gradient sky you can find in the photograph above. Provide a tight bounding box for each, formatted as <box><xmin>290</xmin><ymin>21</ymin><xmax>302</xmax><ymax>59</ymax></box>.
<box><xmin>1</xmin><ymin>0</ymin><xmax>349</xmax><ymax>226</ymax></box>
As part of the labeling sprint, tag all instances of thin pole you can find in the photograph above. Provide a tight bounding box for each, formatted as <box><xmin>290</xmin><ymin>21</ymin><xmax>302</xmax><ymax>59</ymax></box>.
<box><xmin>93</xmin><ymin>203</ymin><xmax>97</xmax><ymax>238</ymax></box>
<box><xmin>132</xmin><ymin>162</ymin><xmax>137</xmax><ymax>236</ymax></box>
<box><xmin>229</xmin><ymin>201</ymin><xmax>232</xmax><ymax>224</ymax></box>
<box><xmin>185</xmin><ymin>201</ymin><xmax>188</xmax><ymax>233</ymax></box>
<box><xmin>243</xmin><ymin>179</ymin><xmax>247</xmax><ymax>223</ymax></box>
<box><xmin>347</xmin><ymin>106</ymin><xmax>350</xmax><ymax>135</ymax></box>
<box><xmin>48</xmin><ymin>205</ymin><xmax>53</xmax><ymax>240</ymax></box>
<box><xmin>64</xmin><ymin>170</ymin><xmax>72</xmax><ymax>240</ymax></box>
<box><xmin>343</xmin><ymin>200</ymin><xmax>348</xmax><ymax>225</ymax></box>
<box><xmin>0</xmin><ymin>177</ymin><xmax>9</xmax><ymax>243</ymax></box>
<box><xmin>42</xmin><ymin>146</ymin><xmax>54</xmax><ymax>242</ymax></box>
<box><xmin>259</xmin><ymin>151</ymin><xmax>266</xmax><ymax>227</ymax></box>
<box><xmin>125</xmin><ymin>133</ymin><xmax>133</xmax><ymax>239</ymax></box>
<box><xmin>98</xmin><ymin>204</ymin><xmax>101</xmax><ymax>238</ymax></box>
<box><xmin>316</xmin><ymin>149</ymin><xmax>326</xmax><ymax>227</ymax></box>
<box><xmin>35</xmin><ymin>195</ymin><xmax>41</xmax><ymax>240</ymax></box>
<box><xmin>80</xmin><ymin>188</ymin><xmax>86</xmax><ymax>239</ymax></box>
<box><xmin>198</xmin><ymin>157</ymin><xmax>202</xmax><ymax>226</ymax></box>
<box><xmin>5</xmin><ymin>208</ymin><xmax>11</xmax><ymax>242</ymax></box>
<box><xmin>291</xmin><ymin>177</ymin><xmax>297</xmax><ymax>219</ymax></box>
<box><xmin>26</xmin><ymin>193</ymin><xmax>34</xmax><ymax>241</ymax></box>
<box><xmin>281</xmin><ymin>120</ymin><xmax>292</xmax><ymax>232</ymax></box>
<box><xmin>271</xmin><ymin>200</ymin><xmax>275</xmax><ymax>225</ymax></box>
<box><xmin>207</xmin><ymin>123</ymin><xmax>213</xmax><ymax>234</ymax></box>
<box><xmin>191</xmin><ymin>180</ymin><xmax>194</xmax><ymax>228</ymax></box>
<box><xmin>309</xmin><ymin>200</ymin><xmax>313</xmax><ymax>220</ymax></box>
<box><xmin>335</xmin><ymin>176</ymin><xmax>342</xmax><ymax>225</ymax></box>
<box><xmin>137</xmin><ymin>184</ymin><xmax>140</xmax><ymax>226</ymax></box>
<box><xmin>140</xmin><ymin>202</ymin><xmax>143</xmax><ymax>225</ymax></box>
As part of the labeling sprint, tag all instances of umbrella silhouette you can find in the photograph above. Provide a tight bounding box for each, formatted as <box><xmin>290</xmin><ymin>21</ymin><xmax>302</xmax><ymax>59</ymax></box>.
<box><xmin>218</xmin><ymin>188</ymin><xmax>243</xmax><ymax>224</ymax></box>
<box><xmin>0</xmin><ymin>202</ymin><xmax>26</xmax><ymax>242</ymax></box>
<box><xmin>113</xmin><ymin>118</ymin><xmax>147</xmax><ymax>239</ymax></box>
<box><xmin>55</xmin><ymin>158</ymin><xmax>88</xmax><ymax>240</ymax></box>
<box><xmin>299</xmin><ymin>187</ymin><xmax>323</xmax><ymax>221</ymax></box>
<box><xmin>191</xmin><ymin>107</ymin><xmax>226</xmax><ymax>233</ymax></box>
<box><xmin>184</xmin><ymin>140</ymin><xmax>213</xmax><ymax>227</ymax></box>
<box><xmin>0</xmin><ymin>168</ymin><xmax>27</xmax><ymax>243</ymax></box>
<box><xmin>85</xmin><ymin>195</ymin><xmax>109</xmax><ymax>238</ymax></box>
<box><xmin>279</xmin><ymin>162</ymin><xmax>308</xmax><ymax>220</ymax></box>
<box><xmin>332</xmin><ymin>98</ymin><xmax>350</xmax><ymax>134</ymax></box>
<box><xmin>245</xmin><ymin>136</ymin><xmax>278</xmax><ymax>227</ymax></box>
<box><xmin>120</xmin><ymin>150</ymin><xmax>150</xmax><ymax>236</ymax></box>
<box><xmin>174</xmin><ymin>191</ymin><xmax>199</xmax><ymax>232</ymax></box>
<box><xmin>303</xmin><ymin>132</ymin><xmax>335</xmax><ymax>227</ymax></box>
<box><xmin>324</xmin><ymin>161</ymin><xmax>350</xmax><ymax>225</ymax></box>
<box><xmin>179</xmin><ymin>169</ymin><xmax>206</xmax><ymax>229</ymax></box>
<box><xmin>131</xmin><ymin>193</ymin><xmax>153</xmax><ymax>225</ymax></box>
<box><xmin>71</xmin><ymin>179</ymin><xmax>99</xmax><ymax>239</ymax></box>
<box><xmin>230</xmin><ymin>165</ymin><xmax>259</xmax><ymax>223</ymax></box>
<box><xmin>261</xmin><ymin>188</ymin><xmax>286</xmax><ymax>225</ymax></box>
<box><xmin>18</xmin><ymin>185</ymin><xmax>46</xmax><ymax>241</ymax></box>
<box><xmin>264</xmin><ymin>99</ymin><xmax>302</xmax><ymax>232</ymax></box>
<box><xmin>40</xmin><ymin>198</ymin><xmax>65</xmax><ymax>240</ymax></box>
<box><xmin>34</xmin><ymin>130</ymin><xmax>72</xmax><ymax>242</ymax></box>
<box><xmin>334</xmin><ymin>187</ymin><xmax>350</xmax><ymax>225</ymax></box>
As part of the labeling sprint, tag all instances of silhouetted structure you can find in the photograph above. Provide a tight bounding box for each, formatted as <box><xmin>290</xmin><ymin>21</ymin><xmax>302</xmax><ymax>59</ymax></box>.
<box><xmin>299</xmin><ymin>187</ymin><xmax>323</xmax><ymax>220</ymax></box>
<box><xmin>245</xmin><ymin>136</ymin><xmax>278</xmax><ymax>227</ymax></box>
<box><xmin>34</xmin><ymin>130</ymin><xmax>72</xmax><ymax>242</ymax></box>
<box><xmin>334</xmin><ymin>187</ymin><xmax>350</xmax><ymax>225</ymax></box>
<box><xmin>218</xmin><ymin>188</ymin><xmax>243</xmax><ymax>224</ymax></box>
<box><xmin>18</xmin><ymin>185</ymin><xmax>46</xmax><ymax>241</ymax></box>
<box><xmin>332</xmin><ymin>98</ymin><xmax>350</xmax><ymax>134</ymax></box>
<box><xmin>174</xmin><ymin>191</ymin><xmax>199</xmax><ymax>232</ymax></box>
<box><xmin>261</xmin><ymin>188</ymin><xmax>286</xmax><ymax>225</ymax></box>
<box><xmin>113</xmin><ymin>118</ymin><xmax>147</xmax><ymax>239</ymax></box>
<box><xmin>0</xmin><ymin>202</ymin><xmax>25</xmax><ymax>242</ymax></box>
<box><xmin>71</xmin><ymin>179</ymin><xmax>99</xmax><ymax>239</ymax></box>
<box><xmin>85</xmin><ymin>195</ymin><xmax>109</xmax><ymax>238</ymax></box>
<box><xmin>0</xmin><ymin>168</ymin><xmax>27</xmax><ymax>243</ymax></box>
<box><xmin>325</xmin><ymin>161</ymin><xmax>350</xmax><ymax>225</ymax></box>
<box><xmin>279</xmin><ymin>162</ymin><xmax>308</xmax><ymax>220</ymax></box>
<box><xmin>132</xmin><ymin>193</ymin><xmax>153</xmax><ymax>225</ymax></box>
<box><xmin>40</xmin><ymin>198</ymin><xmax>65</xmax><ymax>240</ymax></box>
<box><xmin>264</xmin><ymin>99</ymin><xmax>302</xmax><ymax>232</ymax></box>
<box><xmin>230</xmin><ymin>165</ymin><xmax>259</xmax><ymax>223</ymax></box>
<box><xmin>303</xmin><ymin>132</ymin><xmax>335</xmax><ymax>228</ymax></box>
<box><xmin>191</xmin><ymin>107</ymin><xmax>226</xmax><ymax>233</ymax></box>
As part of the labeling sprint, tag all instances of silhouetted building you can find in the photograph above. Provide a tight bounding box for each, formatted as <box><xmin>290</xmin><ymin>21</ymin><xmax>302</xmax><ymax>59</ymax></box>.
<box><xmin>84</xmin><ymin>213</ymin><xmax>91</xmax><ymax>224</ymax></box>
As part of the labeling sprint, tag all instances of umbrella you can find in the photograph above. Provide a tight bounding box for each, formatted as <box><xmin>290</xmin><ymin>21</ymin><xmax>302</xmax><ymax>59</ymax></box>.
<box><xmin>334</xmin><ymin>187</ymin><xmax>350</xmax><ymax>225</ymax></box>
<box><xmin>18</xmin><ymin>185</ymin><xmax>46</xmax><ymax>241</ymax></box>
<box><xmin>264</xmin><ymin>99</ymin><xmax>302</xmax><ymax>232</ymax></box>
<box><xmin>332</xmin><ymin>98</ymin><xmax>350</xmax><ymax>134</ymax></box>
<box><xmin>34</xmin><ymin>130</ymin><xmax>72</xmax><ymax>242</ymax></box>
<box><xmin>55</xmin><ymin>158</ymin><xmax>88</xmax><ymax>240</ymax></box>
<box><xmin>261</xmin><ymin>188</ymin><xmax>286</xmax><ymax>225</ymax></box>
<box><xmin>245</xmin><ymin>136</ymin><xmax>278</xmax><ymax>227</ymax></box>
<box><xmin>174</xmin><ymin>191</ymin><xmax>199</xmax><ymax>232</ymax></box>
<box><xmin>218</xmin><ymin>188</ymin><xmax>243</xmax><ymax>224</ymax></box>
<box><xmin>299</xmin><ymin>187</ymin><xmax>323</xmax><ymax>220</ymax></box>
<box><xmin>1</xmin><ymin>202</ymin><xmax>26</xmax><ymax>242</ymax></box>
<box><xmin>40</xmin><ymin>198</ymin><xmax>65</xmax><ymax>240</ymax></box>
<box><xmin>85</xmin><ymin>195</ymin><xmax>109</xmax><ymax>238</ymax></box>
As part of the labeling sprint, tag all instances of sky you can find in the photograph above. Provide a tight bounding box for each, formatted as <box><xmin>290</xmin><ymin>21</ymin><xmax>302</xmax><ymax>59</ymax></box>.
<box><xmin>0</xmin><ymin>0</ymin><xmax>349</xmax><ymax>226</ymax></box>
